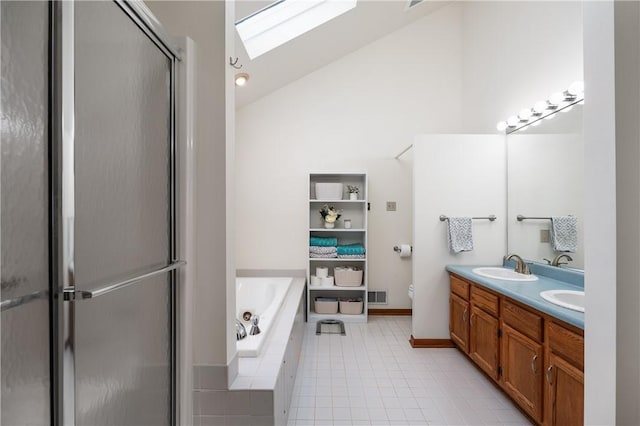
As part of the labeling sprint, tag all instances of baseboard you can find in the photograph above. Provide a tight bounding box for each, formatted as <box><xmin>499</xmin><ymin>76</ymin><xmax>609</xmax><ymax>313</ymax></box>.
<box><xmin>368</xmin><ymin>308</ymin><xmax>412</xmax><ymax>316</ymax></box>
<box><xmin>409</xmin><ymin>335</ymin><xmax>455</xmax><ymax>348</ymax></box>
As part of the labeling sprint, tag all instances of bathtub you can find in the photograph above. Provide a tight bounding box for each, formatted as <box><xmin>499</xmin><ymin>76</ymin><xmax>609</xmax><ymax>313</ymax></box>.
<box><xmin>236</xmin><ymin>277</ymin><xmax>293</xmax><ymax>357</ymax></box>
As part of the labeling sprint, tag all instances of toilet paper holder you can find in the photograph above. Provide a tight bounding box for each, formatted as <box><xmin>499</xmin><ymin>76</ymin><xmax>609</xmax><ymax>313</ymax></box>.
<box><xmin>393</xmin><ymin>245</ymin><xmax>412</xmax><ymax>253</ymax></box>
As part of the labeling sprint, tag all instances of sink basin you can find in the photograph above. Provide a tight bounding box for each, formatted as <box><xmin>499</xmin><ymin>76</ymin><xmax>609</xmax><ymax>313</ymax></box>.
<box><xmin>540</xmin><ymin>290</ymin><xmax>585</xmax><ymax>313</ymax></box>
<box><xmin>472</xmin><ymin>267</ymin><xmax>538</xmax><ymax>282</ymax></box>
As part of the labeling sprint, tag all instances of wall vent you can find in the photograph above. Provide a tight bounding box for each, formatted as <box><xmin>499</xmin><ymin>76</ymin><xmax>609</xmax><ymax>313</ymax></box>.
<box><xmin>368</xmin><ymin>290</ymin><xmax>388</xmax><ymax>305</ymax></box>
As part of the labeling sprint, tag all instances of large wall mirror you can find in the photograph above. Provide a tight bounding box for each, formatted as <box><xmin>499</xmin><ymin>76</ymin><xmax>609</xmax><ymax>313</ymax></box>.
<box><xmin>507</xmin><ymin>104</ymin><xmax>584</xmax><ymax>270</ymax></box>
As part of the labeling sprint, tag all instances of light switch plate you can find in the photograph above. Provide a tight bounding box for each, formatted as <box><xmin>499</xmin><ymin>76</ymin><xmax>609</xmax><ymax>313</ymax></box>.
<box><xmin>386</xmin><ymin>201</ymin><xmax>397</xmax><ymax>211</ymax></box>
<box><xmin>540</xmin><ymin>229</ymin><xmax>550</xmax><ymax>243</ymax></box>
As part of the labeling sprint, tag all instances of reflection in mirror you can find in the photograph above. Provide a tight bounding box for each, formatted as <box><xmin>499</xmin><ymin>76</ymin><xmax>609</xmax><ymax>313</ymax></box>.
<box><xmin>507</xmin><ymin>104</ymin><xmax>584</xmax><ymax>270</ymax></box>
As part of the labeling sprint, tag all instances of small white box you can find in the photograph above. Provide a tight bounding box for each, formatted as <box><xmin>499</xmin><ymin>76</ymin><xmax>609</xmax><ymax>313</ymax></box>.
<box><xmin>315</xmin><ymin>183</ymin><xmax>343</xmax><ymax>200</ymax></box>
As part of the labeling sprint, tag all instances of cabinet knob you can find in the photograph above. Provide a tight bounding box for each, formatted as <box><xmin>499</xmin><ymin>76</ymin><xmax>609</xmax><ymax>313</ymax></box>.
<box><xmin>462</xmin><ymin>308</ymin><xmax>467</xmax><ymax>322</ymax></box>
<box><xmin>546</xmin><ymin>365</ymin><xmax>554</xmax><ymax>385</ymax></box>
<box><xmin>531</xmin><ymin>354</ymin><xmax>538</xmax><ymax>374</ymax></box>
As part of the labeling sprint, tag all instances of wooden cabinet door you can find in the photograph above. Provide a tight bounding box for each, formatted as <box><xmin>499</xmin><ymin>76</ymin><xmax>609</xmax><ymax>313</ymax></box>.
<box><xmin>469</xmin><ymin>306</ymin><xmax>499</xmax><ymax>380</ymax></box>
<box><xmin>501</xmin><ymin>324</ymin><xmax>543</xmax><ymax>423</ymax></box>
<box><xmin>546</xmin><ymin>353</ymin><xmax>584</xmax><ymax>426</ymax></box>
<box><xmin>450</xmin><ymin>294</ymin><xmax>469</xmax><ymax>352</ymax></box>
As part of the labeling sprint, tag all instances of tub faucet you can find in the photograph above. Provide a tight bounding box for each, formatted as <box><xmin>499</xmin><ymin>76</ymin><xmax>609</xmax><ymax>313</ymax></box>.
<box><xmin>505</xmin><ymin>254</ymin><xmax>531</xmax><ymax>275</ymax></box>
<box><xmin>551</xmin><ymin>253</ymin><xmax>573</xmax><ymax>267</ymax></box>
<box><xmin>249</xmin><ymin>315</ymin><xmax>261</xmax><ymax>336</ymax></box>
<box><xmin>236</xmin><ymin>319</ymin><xmax>247</xmax><ymax>341</ymax></box>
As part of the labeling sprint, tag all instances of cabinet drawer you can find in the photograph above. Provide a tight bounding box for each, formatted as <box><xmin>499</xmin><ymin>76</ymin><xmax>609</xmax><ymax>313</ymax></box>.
<box><xmin>503</xmin><ymin>299</ymin><xmax>543</xmax><ymax>343</ymax></box>
<box><xmin>547</xmin><ymin>321</ymin><xmax>584</xmax><ymax>370</ymax></box>
<box><xmin>471</xmin><ymin>285</ymin><xmax>499</xmax><ymax>316</ymax></box>
<box><xmin>450</xmin><ymin>275</ymin><xmax>469</xmax><ymax>300</ymax></box>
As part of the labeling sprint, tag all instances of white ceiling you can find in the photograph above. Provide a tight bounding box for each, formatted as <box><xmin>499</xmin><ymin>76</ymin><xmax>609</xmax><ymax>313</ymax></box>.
<box><xmin>233</xmin><ymin>0</ymin><xmax>449</xmax><ymax>108</ymax></box>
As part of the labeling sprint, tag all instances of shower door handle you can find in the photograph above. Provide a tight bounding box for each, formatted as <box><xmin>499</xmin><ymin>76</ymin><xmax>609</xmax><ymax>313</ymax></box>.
<box><xmin>63</xmin><ymin>260</ymin><xmax>185</xmax><ymax>301</ymax></box>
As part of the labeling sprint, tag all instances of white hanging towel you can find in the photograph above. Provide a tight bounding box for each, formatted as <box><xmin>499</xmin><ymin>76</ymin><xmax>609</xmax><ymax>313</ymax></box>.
<box><xmin>550</xmin><ymin>216</ymin><xmax>578</xmax><ymax>252</ymax></box>
<box><xmin>447</xmin><ymin>217</ymin><xmax>474</xmax><ymax>253</ymax></box>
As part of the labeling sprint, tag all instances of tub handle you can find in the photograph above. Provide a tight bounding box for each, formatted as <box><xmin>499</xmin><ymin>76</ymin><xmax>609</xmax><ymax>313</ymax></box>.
<box><xmin>249</xmin><ymin>315</ymin><xmax>261</xmax><ymax>335</ymax></box>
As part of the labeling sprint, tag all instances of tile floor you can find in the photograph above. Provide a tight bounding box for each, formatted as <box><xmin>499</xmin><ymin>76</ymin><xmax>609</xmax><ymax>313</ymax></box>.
<box><xmin>287</xmin><ymin>316</ymin><xmax>531</xmax><ymax>426</ymax></box>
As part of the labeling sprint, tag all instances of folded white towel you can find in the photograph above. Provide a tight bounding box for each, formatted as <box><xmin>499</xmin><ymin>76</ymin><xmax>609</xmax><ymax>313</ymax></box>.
<box><xmin>551</xmin><ymin>216</ymin><xmax>578</xmax><ymax>252</ymax></box>
<box><xmin>447</xmin><ymin>217</ymin><xmax>474</xmax><ymax>253</ymax></box>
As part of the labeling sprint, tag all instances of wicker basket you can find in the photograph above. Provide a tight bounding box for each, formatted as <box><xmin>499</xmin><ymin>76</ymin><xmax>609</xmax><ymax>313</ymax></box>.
<box><xmin>334</xmin><ymin>268</ymin><xmax>363</xmax><ymax>286</ymax></box>
<box><xmin>339</xmin><ymin>298</ymin><xmax>363</xmax><ymax>315</ymax></box>
<box><xmin>315</xmin><ymin>297</ymin><xmax>338</xmax><ymax>314</ymax></box>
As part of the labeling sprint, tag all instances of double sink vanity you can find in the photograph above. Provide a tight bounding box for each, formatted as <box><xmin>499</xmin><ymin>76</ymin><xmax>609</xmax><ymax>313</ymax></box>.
<box><xmin>447</xmin><ymin>260</ymin><xmax>584</xmax><ymax>426</ymax></box>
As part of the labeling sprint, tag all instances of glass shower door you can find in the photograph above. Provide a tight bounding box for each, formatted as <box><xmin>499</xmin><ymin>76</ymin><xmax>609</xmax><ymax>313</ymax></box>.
<box><xmin>1</xmin><ymin>2</ymin><xmax>52</xmax><ymax>425</ymax></box>
<box><xmin>62</xmin><ymin>2</ymin><xmax>178</xmax><ymax>425</ymax></box>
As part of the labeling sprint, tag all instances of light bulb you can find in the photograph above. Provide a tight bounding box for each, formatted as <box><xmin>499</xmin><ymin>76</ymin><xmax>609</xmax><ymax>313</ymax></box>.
<box><xmin>507</xmin><ymin>116</ymin><xmax>519</xmax><ymax>127</ymax></box>
<box><xmin>235</xmin><ymin>73</ymin><xmax>250</xmax><ymax>86</ymax></box>
<box><xmin>568</xmin><ymin>81</ymin><xmax>584</xmax><ymax>96</ymax></box>
<box><xmin>533</xmin><ymin>101</ymin><xmax>548</xmax><ymax>114</ymax></box>
<box><xmin>496</xmin><ymin>121</ymin><xmax>508</xmax><ymax>131</ymax></box>
<box><xmin>549</xmin><ymin>92</ymin><xmax>564</xmax><ymax>106</ymax></box>
<box><xmin>518</xmin><ymin>109</ymin><xmax>532</xmax><ymax>121</ymax></box>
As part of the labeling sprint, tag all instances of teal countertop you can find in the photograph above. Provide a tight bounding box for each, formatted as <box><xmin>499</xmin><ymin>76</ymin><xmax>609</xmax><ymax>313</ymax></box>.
<box><xmin>446</xmin><ymin>264</ymin><xmax>584</xmax><ymax>330</ymax></box>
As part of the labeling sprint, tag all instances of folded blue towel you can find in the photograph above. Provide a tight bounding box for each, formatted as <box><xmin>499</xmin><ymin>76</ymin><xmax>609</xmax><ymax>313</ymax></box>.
<box><xmin>310</xmin><ymin>237</ymin><xmax>338</xmax><ymax>247</ymax></box>
<box><xmin>337</xmin><ymin>244</ymin><xmax>366</xmax><ymax>255</ymax></box>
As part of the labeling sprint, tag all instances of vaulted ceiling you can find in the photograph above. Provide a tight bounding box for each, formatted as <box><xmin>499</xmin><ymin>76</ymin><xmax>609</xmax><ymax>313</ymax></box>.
<box><xmin>234</xmin><ymin>0</ymin><xmax>449</xmax><ymax>108</ymax></box>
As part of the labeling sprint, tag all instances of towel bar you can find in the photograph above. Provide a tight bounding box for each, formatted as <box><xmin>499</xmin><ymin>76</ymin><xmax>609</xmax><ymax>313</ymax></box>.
<box><xmin>439</xmin><ymin>215</ymin><xmax>496</xmax><ymax>222</ymax></box>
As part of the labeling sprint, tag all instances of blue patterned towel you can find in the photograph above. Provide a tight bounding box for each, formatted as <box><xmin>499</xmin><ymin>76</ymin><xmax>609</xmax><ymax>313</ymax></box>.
<box><xmin>551</xmin><ymin>216</ymin><xmax>578</xmax><ymax>252</ymax></box>
<box><xmin>447</xmin><ymin>217</ymin><xmax>474</xmax><ymax>253</ymax></box>
<box><xmin>310</xmin><ymin>237</ymin><xmax>338</xmax><ymax>247</ymax></box>
<box><xmin>337</xmin><ymin>244</ymin><xmax>366</xmax><ymax>255</ymax></box>
<box><xmin>337</xmin><ymin>254</ymin><xmax>365</xmax><ymax>259</ymax></box>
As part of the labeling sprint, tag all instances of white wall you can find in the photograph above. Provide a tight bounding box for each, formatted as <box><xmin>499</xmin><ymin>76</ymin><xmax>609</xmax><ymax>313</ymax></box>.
<box><xmin>583</xmin><ymin>2</ymin><xmax>617</xmax><ymax>424</ymax></box>
<box><xmin>147</xmin><ymin>1</ymin><xmax>233</xmax><ymax>366</ymax></box>
<box><xmin>460</xmin><ymin>1</ymin><xmax>583</xmax><ymax>133</ymax></box>
<box><xmin>235</xmin><ymin>4</ymin><xmax>463</xmax><ymax>309</ymax></box>
<box><xmin>412</xmin><ymin>135</ymin><xmax>506</xmax><ymax>339</ymax></box>
<box><xmin>614</xmin><ymin>2</ymin><xmax>640</xmax><ymax>424</ymax></box>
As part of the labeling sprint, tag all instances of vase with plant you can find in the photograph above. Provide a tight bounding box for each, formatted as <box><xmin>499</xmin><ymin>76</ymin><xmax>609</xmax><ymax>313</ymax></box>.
<box><xmin>347</xmin><ymin>185</ymin><xmax>359</xmax><ymax>200</ymax></box>
<box><xmin>319</xmin><ymin>204</ymin><xmax>341</xmax><ymax>228</ymax></box>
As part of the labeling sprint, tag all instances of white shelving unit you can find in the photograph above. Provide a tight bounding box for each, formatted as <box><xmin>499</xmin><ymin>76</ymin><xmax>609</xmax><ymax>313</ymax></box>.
<box><xmin>308</xmin><ymin>172</ymin><xmax>368</xmax><ymax>323</ymax></box>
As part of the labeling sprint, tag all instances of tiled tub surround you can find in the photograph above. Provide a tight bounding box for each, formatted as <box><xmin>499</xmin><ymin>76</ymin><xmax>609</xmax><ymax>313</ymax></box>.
<box><xmin>446</xmin><ymin>262</ymin><xmax>584</xmax><ymax>329</ymax></box>
<box><xmin>194</xmin><ymin>276</ymin><xmax>306</xmax><ymax>426</ymax></box>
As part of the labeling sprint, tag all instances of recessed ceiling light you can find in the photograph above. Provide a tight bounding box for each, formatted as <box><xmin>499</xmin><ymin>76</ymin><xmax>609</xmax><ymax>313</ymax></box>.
<box><xmin>235</xmin><ymin>73</ymin><xmax>250</xmax><ymax>87</ymax></box>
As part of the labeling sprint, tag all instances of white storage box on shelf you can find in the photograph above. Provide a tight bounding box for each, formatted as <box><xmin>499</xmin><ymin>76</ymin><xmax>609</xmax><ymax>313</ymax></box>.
<box><xmin>315</xmin><ymin>183</ymin><xmax>343</xmax><ymax>200</ymax></box>
<box><xmin>315</xmin><ymin>297</ymin><xmax>338</xmax><ymax>314</ymax></box>
<box><xmin>339</xmin><ymin>298</ymin><xmax>363</xmax><ymax>315</ymax></box>
<box><xmin>334</xmin><ymin>267</ymin><xmax>363</xmax><ymax>287</ymax></box>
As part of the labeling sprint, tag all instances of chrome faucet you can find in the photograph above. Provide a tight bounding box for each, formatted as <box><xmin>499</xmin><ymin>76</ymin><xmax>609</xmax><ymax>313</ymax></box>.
<box><xmin>249</xmin><ymin>315</ymin><xmax>261</xmax><ymax>336</ymax></box>
<box><xmin>551</xmin><ymin>253</ymin><xmax>573</xmax><ymax>267</ymax></box>
<box><xmin>236</xmin><ymin>319</ymin><xmax>247</xmax><ymax>341</ymax></box>
<box><xmin>505</xmin><ymin>254</ymin><xmax>531</xmax><ymax>275</ymax></box>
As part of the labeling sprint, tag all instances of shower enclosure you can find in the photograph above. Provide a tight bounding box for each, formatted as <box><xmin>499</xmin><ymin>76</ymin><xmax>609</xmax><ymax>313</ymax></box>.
<box><xmin>1</xmin><ymin>1</ymin><xmax>184</xmax><ymax>424</ymax></box>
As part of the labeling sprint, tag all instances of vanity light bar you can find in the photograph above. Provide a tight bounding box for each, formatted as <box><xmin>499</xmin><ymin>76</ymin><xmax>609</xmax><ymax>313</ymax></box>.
<box><xmin>496</xmin><ymin>81</ymin><xmax>584</xmax><ymax>134</ymax></box>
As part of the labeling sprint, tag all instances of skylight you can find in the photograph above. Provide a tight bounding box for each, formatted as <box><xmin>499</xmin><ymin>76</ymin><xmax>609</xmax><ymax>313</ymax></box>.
<box><xmin>236</xmin><ymin>0</ymin><xmax>357</xmax><ymax>60</ymax></box>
